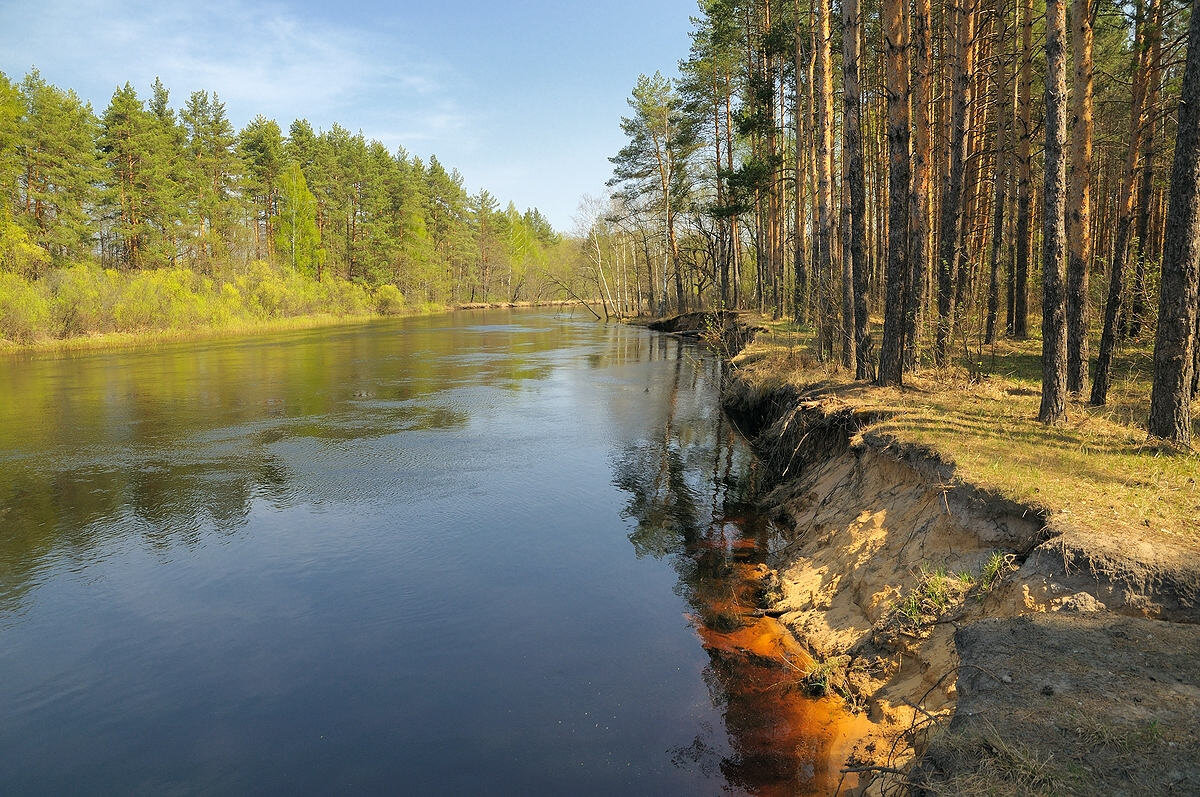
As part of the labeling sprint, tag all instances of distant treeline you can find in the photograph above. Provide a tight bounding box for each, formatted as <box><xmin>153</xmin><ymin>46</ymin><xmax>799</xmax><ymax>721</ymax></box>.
<box><xmin>0</xmin><ymin>70</ymin><xmax>580</xmax><ymax>343</ymax></box>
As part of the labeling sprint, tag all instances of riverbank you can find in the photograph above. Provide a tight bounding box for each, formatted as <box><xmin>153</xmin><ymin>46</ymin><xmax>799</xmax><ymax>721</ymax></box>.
<box><xmin>652</xmin><ymin>312</ymin><xmax>1200</xmax><ymax>794</ymax></box>
<box><xmin>0</xmin><ymin>299</ymin><xmax>591</xmax><ymax>356</ymax></box>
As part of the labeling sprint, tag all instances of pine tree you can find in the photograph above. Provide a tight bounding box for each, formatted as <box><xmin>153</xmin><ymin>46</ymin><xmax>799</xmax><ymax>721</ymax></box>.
<box><xmin>878</xmin><ymin>0</ymin><xmax>911</xmax><ymax>386</ymax></box>
<box><xmin>17</xmin><ymin>70</ymin><xmax>100</xmax><ymax>264</ymax></box>
<box><xmin>275</xmin><ymin>161</ymin><xmax>321</xmax><ymax>278</ymax></box>
<box><xmin>99</xmin><ymin>83</ymin><xmax>160</xmax><ymax>269</ymax></box>
<box><xmin>1040</xmin><ymin>0</ymin><xmax>1069</xmax><ymax>424</ymax></box>
<box><xmin>609</xmin><ymin>72</ymin><xmax>698</xmax><ymax>314</ymax></box>
<box><xmin>1147</xmin><ymin>0</ymin><xmax>1200</xmax><ymax>444</ymax></box>
<box><xmin>239</xmin><ymin>115</ymin><xmax>284</xmax><ymax>260</ymax></box>
<box><xmin>180</xmin><ymin>91</ymin><xmax>240</xmax><ymax>268</ymax></box>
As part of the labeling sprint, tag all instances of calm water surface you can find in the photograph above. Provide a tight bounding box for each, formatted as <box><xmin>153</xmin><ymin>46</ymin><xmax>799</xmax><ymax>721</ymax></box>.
<box><xmin>0</xmin><ymin>310</ymin><xmax>847</xmax><ymax>794</ymax></box>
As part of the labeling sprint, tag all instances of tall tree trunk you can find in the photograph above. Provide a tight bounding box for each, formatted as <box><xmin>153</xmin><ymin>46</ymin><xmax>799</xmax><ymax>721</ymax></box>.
<box><xmin>843</xmin><ymin>0</ymin><xmax>870</xmax><ymax>377</ymax></box>
<box><xmin>1066</xmin><ymin>0</ymin><xmax>1094</xmax><ymax>392</ymax></box>
<box><xmin>987</xmin><ymin>0</ymin><xmax>1013</xmax><ymax>344</ymax></box>
<box><xmin>878</xmin><ymin>0</ymin><xmax>911</xmax><ymax>385</ymax></box>
<box><xmin>1128</xmin><ymin>16</ymin><xmax>1163</xmax><ymax>340</ymax></box>
<box><xmin>1040</xmin><ymin>0</ymin><xmax>1069</xmax><ymax>424</ymax></box>
<box><xmin>815</xmin><ymin>0</ymin><xmax>836</xmax><ymax>360</ymax></box>
<box><xmin>1013</xmin><ymin>0</ymin><xmax>1033</xmax><ymax>338</ymax></box>
<box><xmin>1147</xmin><ymin>0</ymin><xmax>1200</xmax><ymax>444</ymax></box>
<box><xmin>905</xmin><ymin>0</ymin><xmax>933</xmax><ymax>369</ymax></box>
<box><xmin>936</xmin><ymin>0</ymin><xmax>974</xmax><ymax>361</ymax></box>
<box><xmin>794</xmin><ymin>4</ymin><xmax>809</xmax><ymax>324</ymax></box>
<box><xmin>1091</xmin><ymin>0</ymin><xmax>1157</xmax><ymax>405</ymax></box>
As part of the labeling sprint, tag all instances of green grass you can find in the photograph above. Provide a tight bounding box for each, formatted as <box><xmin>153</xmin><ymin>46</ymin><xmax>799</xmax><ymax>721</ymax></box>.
<box><xmin>733</xmin><ymin>319</ymin><xmax>1200</xmax><ymax>545</ymax></box>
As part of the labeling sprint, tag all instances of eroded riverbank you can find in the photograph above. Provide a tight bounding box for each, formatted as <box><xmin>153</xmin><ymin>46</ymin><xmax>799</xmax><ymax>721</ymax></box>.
<box><xmin>650</xmin><ymin>311</ymin><xmax>1200</xmax><ymax>794</ymax></box>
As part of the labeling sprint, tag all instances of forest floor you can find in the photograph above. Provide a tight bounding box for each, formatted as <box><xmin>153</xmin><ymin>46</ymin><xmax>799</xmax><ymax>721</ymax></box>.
<box><xmin>737</xmin><ymin>321</ymin><xmax>1200</xmax><ymax>544</ymax></box>
<box><xmin>646</xmin><ymin>311</ymin><xmax>1200</xmax><ymax>795</ymax></box>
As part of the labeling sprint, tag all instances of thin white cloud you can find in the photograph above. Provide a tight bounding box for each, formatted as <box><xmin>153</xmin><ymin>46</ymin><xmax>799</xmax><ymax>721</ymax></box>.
<box><xmin>0</xmin><ymin>0</ymin><xmax>473</xmax><ymax>145</ymax></box>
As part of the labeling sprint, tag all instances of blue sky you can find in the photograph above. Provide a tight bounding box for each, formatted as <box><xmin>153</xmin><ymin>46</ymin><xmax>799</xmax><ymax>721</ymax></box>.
<box><xmin>0</xmin><ymin>0</ymin><xmax>698</xmax><ymax>230</ymax></box>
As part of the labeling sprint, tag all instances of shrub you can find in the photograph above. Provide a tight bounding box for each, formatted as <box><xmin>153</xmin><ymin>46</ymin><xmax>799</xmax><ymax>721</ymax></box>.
<box><xmin>375</xmin><ymin>284</ymin><xmax>405</xmax><ymax>315</ymax></box>
<box><xmin>0</xmin><ymin>272</ymin><xmax>50</xmax><ymax>343</ymax></box>
<box><xmin>47</xmin><ymin>264</ymin><xmax>114</xmax><ymax>335</ymax></box>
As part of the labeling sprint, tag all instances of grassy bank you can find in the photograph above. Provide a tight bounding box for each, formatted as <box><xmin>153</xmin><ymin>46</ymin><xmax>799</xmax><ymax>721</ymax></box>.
<box><xmin>731</xmin><ymin>319</ymin><xmax>1200</xmax><ymax>544</ymax></box>
<box><xmin>0</xmin><ymin>261</ymin><xmax>586</xmax><ymax>356</ymax></box>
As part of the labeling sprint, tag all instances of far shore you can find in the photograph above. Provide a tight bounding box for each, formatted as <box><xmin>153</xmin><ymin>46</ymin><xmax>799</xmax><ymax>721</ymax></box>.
<box><xmin>0</xmin><ymin>299</ymin><xmax>598</xmax><ymax>357</ymax></box>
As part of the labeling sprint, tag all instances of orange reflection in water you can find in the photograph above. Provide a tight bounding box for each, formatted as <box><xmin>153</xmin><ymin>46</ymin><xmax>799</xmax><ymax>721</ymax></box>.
<box><xmin>686</xmin><ymin>523</ymin><xmax>868</xmax><ymax>796</ymax></box>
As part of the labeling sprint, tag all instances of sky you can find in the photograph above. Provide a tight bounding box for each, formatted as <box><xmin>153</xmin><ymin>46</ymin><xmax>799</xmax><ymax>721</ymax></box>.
<box><xmin>0</xmin><ymin>0</ymin><xmax>699</xmax><ymax>231</ymax></box>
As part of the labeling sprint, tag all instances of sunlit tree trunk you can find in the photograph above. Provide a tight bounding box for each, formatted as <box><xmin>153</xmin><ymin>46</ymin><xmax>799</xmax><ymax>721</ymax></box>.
<box><xmin>1065</xmin><ymin>0</ymin><xmax>1094</xmax><ymax>392</ymax></box>
<box><xmin>1040</xmin><ymin>0</ymin><xmax>1069</xmax><ymax>424</ymax></box>
<box><xmin>1091</xmin><ymin>0</ymin><xmax>1157</xmax><ymax>405</ymax></box>
<box><xmin>843</xmin><ymin>0</ymin><xmax>870</xmax><ymax>377</ymax></box>
<box><xmin>936</xmin><ymin>0</ymin><xmax>974</xmax><ymax>361</ymax></box>
<box><xmin>815</xmin><ymin>0</ymin><xmax>836</xmax><ymax>359</ymax></box>
<box><xmin>1013</xmin><ymin>0</ymin><xmax>1033</xmax><ymax>338</ymax></box>
<box><xmin>878</xmin><ymin>0</ymin><xmax>911</xmax><ymax>385</ymax></box>
<box><xmin>905</xmin><ymin>0</ymin><xmax>933</xmax><ymax>370</ymax></box>
<box><xmin>1147</xmin><ymin>0</ymin><xmax>1200</xmax><ymax>444</ymax></box>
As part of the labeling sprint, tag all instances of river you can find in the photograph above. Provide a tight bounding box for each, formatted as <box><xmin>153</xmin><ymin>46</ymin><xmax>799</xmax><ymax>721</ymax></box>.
<box><xmin>0</xmin><ymin>310</ymin><xmax>853</xmax><ymax>795</ymax></box>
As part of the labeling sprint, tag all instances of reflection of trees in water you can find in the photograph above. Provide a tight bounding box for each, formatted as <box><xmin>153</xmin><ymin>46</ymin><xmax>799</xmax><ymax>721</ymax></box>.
<box><xmin>0</xmin><ymin>314</ymin><xmax>583</xmax><ymax>618</ymax></box>
<box><xmin>611</xmin><ymin>339</ymin><xmax>838</xmax><ymax>796</ymax></box>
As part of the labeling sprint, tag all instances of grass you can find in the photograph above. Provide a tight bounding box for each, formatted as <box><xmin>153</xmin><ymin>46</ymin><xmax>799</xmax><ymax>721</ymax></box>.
<box><xmin>732</xmin><ymin>318</ymin><xmax>1200</xmax><ymax>546</ymax></box>
<box><xmin>893</xmin><ymin>565</ymin><xmax>977</xmax><ymax>625</ymax></box>
<box><xmin>0</xmin><ymin>311</ymin><xmax>406</xmax><ymax>356</ymax></box>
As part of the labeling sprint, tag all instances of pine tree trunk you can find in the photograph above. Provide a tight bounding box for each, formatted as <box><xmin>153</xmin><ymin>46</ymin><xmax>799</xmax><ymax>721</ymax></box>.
<box><xmin>1147</xmin><ymin>0</ymin><xmax>1200</xmax><ymax>444</ymax></box>
<box><xmin>815</xmin><ymin>0</ymin><xmax>836</xmax><ymax>360</ymax></box>
<box><xmin>878</xmin><ymin>0</ymin><xmax>911</xmax><ymax>386</ymax></box>
<box><xmin>987</xmin><ymin>0</ymin><xmax>1012</xmax><ymax>345</ymax></box>
<box><xmin>1013</xmin><ymin>0</ymin><xmax>1033</xmax><ymax>338</ymax></box>
<box><xmin>1091</xmin><ymin>0</ymin><xmax>1157</xmax><ymax>405</ymax></box>
<box><xmin>1128</xmin><ymin>16</ymin><xmax>1163</xmax><ymax>340</ymax></box>
<box><xmin>1066</xmin><ymin>0</ymin><xmax>1094</xmax><ymax>392</ymax></box>
<box><xmin>905</xmin><ymin>0</ymin><xmax>933</xmax><ymax>369</ymax></box>
<box><xmin>936</xmin><ymin>0</ymin><xmax>973</xmax><ymax>361</ymax></box>
<box><xmin>843</xmin><ymin>0</ymin><xmax>870</xmax><ymax>378</ymax></box>
<box><xmin>794</xmin><ymin>5</ymin><xmax>808</xmax><ymax>324</ymax></box>
<box><xmin>1040</xmin><ymin>0</ymin><xmax>1070</xmax><ymax>424</ymax></box>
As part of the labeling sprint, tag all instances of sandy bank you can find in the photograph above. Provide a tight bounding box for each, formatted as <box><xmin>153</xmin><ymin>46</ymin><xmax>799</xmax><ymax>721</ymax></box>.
<box><xmin>655</xmin><ymin>311</ymin><xmax>1200</xmax><ymax>794</ymax></box>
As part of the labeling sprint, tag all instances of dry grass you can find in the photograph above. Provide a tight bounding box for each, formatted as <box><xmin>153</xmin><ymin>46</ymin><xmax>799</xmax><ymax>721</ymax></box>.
<box><xmin>733</xmin><ymin>319</ymin><xmax>1200</xmax><ymax>546</ymax></box>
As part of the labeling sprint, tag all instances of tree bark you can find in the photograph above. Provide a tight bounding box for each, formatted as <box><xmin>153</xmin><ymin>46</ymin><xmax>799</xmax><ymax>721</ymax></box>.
<box><xmin>843</xmin><ymin>0</ymin><xmax>870</xmax><ymax>378</ymax></box>
<box><xmin>1147</xmin><ymin>0</ymin><xmax>1200</xmax><ymax>444</ymax></box>
<box><xmin>1013</xmin><ymin>0</ymin><xmax>1033</xmax><ymax>339</ymax></box>
<box><xmin>1040</xmin><ymin>0</ymin><xmax>1069</xmax><ymax>424</ymax></box>
<box><xmin>1091</xmin><ymin>0</ymin><xmax>1157</xmax><ymax>405</ymax></box>
<box><xmin>878</xmin><ymin>0</ymin><xmax>911</xmax><ymax>386</ymax></box>
<box><xmin>1066</xmin><ymin>0</ymin><xmax>1094</xmax><ymax>392</ymax></box>
<box><xmin>986</xmin><ymin>0</ymin><xmax>1013</xmax><ymax>345</ymax></box>
<box><xmin>1128</xmin><ymin>15</ymin><xmax>1163</xmax><ymax>340</ymax></box>
<box><xmin>936</xmin><ymin>0</ymin><xmax>974</xmax><ymax>361</ymax></box>
<box><xmin>815</xmin><ymin>0</ymin><xmax>836</xmax><ymax>360</ymax></box>
<box><xmin>905</xmin><ymin>0</ymin><xmax>933</xmax><ymax>369</ymax></box>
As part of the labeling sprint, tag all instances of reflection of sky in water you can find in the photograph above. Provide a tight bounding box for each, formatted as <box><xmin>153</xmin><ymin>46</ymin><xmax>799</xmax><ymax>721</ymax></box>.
<box><xmin>0</xmin><ymin>310</ymin><xmax>837</xmax><ymax>795</ymax></box>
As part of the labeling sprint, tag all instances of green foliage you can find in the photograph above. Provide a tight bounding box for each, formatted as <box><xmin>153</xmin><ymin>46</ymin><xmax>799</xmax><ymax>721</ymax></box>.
<box><xmin>0</xmin><ymin>270</ymin><xmax>49</xmax><ymax>342</ymax></box>
<box><xmin>15</xmin><ymin>70</ymin><xmax>101</xmax><ymax>264</ymax></box>
<box><xmin>0</xmin><ymin>260</ymin><xmax>388</xmax><ymax>345</ymax></box>
<box><xmin>0</xmin><ymin>67</ymin><xmax>576</xmax><ymax>342</ymax></box>
<box><xmin>47</xmin><ymin>263</ymin><xmax>116</xmax><ymax>335</ymax></box>
<box><xmin>275</xmin><ymin>162</ymin><xmax>322</xmax><ymax>278</ymax></box>
<box><xmin>374</xmin><ymin>283</ymin><xmax>404</xmax><ymax>315</ymax></box>
<box><xmin>0</xmin><ymin>208</ymin><xmax>48</xmax><ymax>276</ymax></box>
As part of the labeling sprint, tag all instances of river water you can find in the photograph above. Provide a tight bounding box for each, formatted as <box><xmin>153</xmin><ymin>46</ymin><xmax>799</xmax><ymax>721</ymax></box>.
<box><xmin>0</xmin><ymin>310</ymin><xmax>851</xmax><ymax>795</ymax></box>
